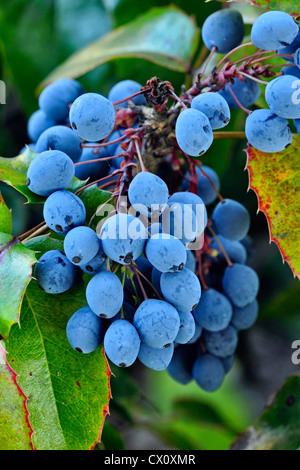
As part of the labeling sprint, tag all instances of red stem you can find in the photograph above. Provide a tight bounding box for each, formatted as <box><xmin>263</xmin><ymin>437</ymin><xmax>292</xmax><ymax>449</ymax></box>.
<box><xmin>131</xmin><ymin>263</ymin><xmax>148</xmax><ymax>300</ymax></box>
<box><xmin>112</xmin><ymin>88</ymin><xmax>151</xmax><ymax>106</ymax></box>
<box><xmin>81</xmin><ymin>134</ymin><xmax>127</xmax><ymax>149</ymax></box>
<box><xmin>225</xmin><ymin>84</ymin><xmax>251</xmax><ymax>115</ymax></box>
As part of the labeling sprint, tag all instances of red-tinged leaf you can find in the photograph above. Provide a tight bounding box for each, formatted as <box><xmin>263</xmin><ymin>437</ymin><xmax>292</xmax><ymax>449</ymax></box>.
<box><xmin>0</xmin><ymin>233</ymin><xmax>37</xmax><ymax>339</ymax></box>
<box><xmin>0</xmin><ymin>342</ymin><xmax>34</xmax><ymax>450</ymax></box>
<box><xmin>4</xmin><ymin>235</ymin><xmax>111</xmax><ymax>450</ymax></box>
<box><xmin>246</xmin><ymin>137</ymin><xmax>300</xmax><ymax>279</ymax></box>
<box><xmin>213</xmin><ymin>0</ymin><xmax>298</xmax><ymax>17</ymax></box>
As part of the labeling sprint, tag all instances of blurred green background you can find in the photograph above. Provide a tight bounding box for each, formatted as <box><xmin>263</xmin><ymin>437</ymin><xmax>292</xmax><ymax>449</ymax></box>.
<box><xmin>0</xmin><ymin>0</ymin><xmax>299</xmax><ymax>450</ymax></box>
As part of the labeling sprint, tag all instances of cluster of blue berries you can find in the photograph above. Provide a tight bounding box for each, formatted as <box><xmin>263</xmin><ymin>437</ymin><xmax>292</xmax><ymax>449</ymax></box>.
<box><xmin>175</xmin><ymin>9</ymin><xmax>300</xmax><ymax>157</ymax></box>
<box><xmin>21</xmin><ymin>9</ymin><xmax>274</xmax><ymax>391</ymax></box>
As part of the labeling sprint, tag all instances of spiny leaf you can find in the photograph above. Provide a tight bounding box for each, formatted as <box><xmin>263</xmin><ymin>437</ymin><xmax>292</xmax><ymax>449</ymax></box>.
<box><xmin>4</xmin><ymin>236</ymin><xmax>111</xmax><ymax>450</ymax></box>
<box><xmin>0</xmin><ymin>149</ymin><xmax>85</xmax><ymax>204</ymax></box>
<box><xmin>0</xmin><ymin>343</ymin><xmax>34</xmax><ymax>450</ymax></box>
<box><xmin>246</xmin><ymin>136</ymin><xmax>300</xmax><ymax>280</ymax></box>
<box><xmin>39</xmin><ymin>6</ymin><xmax>200</xmax><ymax>88</ymax></box>
<box><xmin>0</xmin><ymin>233</ymin><xmax>37</xmax><ymax>339</ymax></box>
<box><xmin>231</xmin><ymin>376</ymin><xmax>300</xmax><ymax>450</ymax></box>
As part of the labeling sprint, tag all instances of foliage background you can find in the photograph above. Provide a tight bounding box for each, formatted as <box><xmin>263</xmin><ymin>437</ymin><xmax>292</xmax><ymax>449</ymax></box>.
<box><xmin>0</xmin><ymin>0</ymin><xmax>299</xmax><ymax>450</ymax></box>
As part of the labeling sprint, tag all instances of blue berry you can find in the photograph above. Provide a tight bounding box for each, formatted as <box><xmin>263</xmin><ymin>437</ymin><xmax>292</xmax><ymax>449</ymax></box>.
<box><xmin>221</xmin><ymin>355</ymin><xmax>235</xmax><ymax>374</ymax></box>
<box><xmin>193</xmin><ymin>288</ymin><xmax>232</xmax><ymax>332</ymax></box>
<box><xmin>110</xmin><ymin>143</ymin><xmax>124</xmax><ymax>169</ymax></box>
<box><xmin>191</xmin><ymin>92</ymin><xmax>230</xmax><ymax>129</ymax></box>
<box><xmin>39</xmin><ymin>78</ymin><xmax>83</xmax><ymax>121</ymax></box>
<box><xmin>222</xmin><ymin>263</ymin><xmax>259</xmax><ymax>308</ymax></box>
<box><xmin>128</xmin><ymin>171</ymin><xmax>169</xmax><ymax>217</ymax></box>
<box><xmin>66</xmin><ymin>306</ymin><xmax>104</xmax><ymax>354</ymax></box>
<box><xmin>219</xmin><ymin>77</ymin><xmax>260</xmax><ymax>109</ymax></box>
<box><xmin>20</xmin><ymin>143</ymin><xmax>37</xmax><ymax>154</ymax></box>
<box><xmin>151</xmin><ymin>267</ymin><xmax>163</xmax><ymax>297</ymax></box>
<box><xmin>104</xmin><ymin>320</ymin><xmax>140</xmax><ymax>367</ymax></box>
<box><xmin>124</xmin><ymin>256</ymin><xmax>153</xmax><ymax>297</ymax></box>
<box><xmin>27</xmin><ymin>110</ymin><xmax>56</xmax><ymax>142</ymax></box>
<box><xmin>148</xmin><ymin>223</ymin><xmax>163</xmax><ymax>236</ymax></box>
<box><xmin>138</xmin><ymin>342</ymin><xmax>174</xmax><ymax>371</ymax></box>
<box><xmin>294</xmin><ymin>119</ymin><xmax>300</xmax><ymax>135</ymax></box>
<box><xmin>167</xmin><ymin>191</ymin><xmax>208</xmax><ymax>231</ymax></box>
<box><xmin>86</xmin><ymin>271</ymin><xmax>124</xmax><ymax>318</ymax></box>
<box><xmin>175</xmin><ymin>108</ymin><xmax>213</xmax><ymax>157</ymax></box>
<box><xmin>100</xmin><ymin>213</ymin><xmax>147</xmax><ymax>265</ymax></box>
<box><xmin>145</xmin><ymin>233</ymin><xmax>187</xmax><ymax>273</ymax></box>
<box><xmin>251</xmin><ymin>11</ymin><xmax>299</xmax><ymax>51</ymax></box>
<box><xmin>108</xmin><ymin>302</ymin><xmax>136</xmax><ymax>325</ymax></box>
<box><xmin>203</xmin><ymin>326</ymin><xmax>238</xmax><ymax>358</ymax></box>
<box><xmin>185</xmin><ymin>250</ymin><xmax>196</xmax><ymax>273</ymax></box>
<box><xmin>188</xmin><ymin>320</ymin><xmax>203</xmax><ymax>344</ymax></box>
<box><xmin>174</xmin><ymin>311</ymin><xmax>196</xmax><ymax>344</ymax></box>
<box><xmin>133</xmin><ymin>299</ymin><xmax>180</xmax><ymax>349</ymax></box>
<box><xmin>80</xmin><ymin>244</ymin><xmax>107</xmax><ymax>275</ymax></box>
<box><xmin>182</xmin><ymin>165</ymin><xmax>220</xmax><ymax>205</ymax></box>
<box><xmin>35</xmin><ymin>125</ymin><xmax>82</xmax><ymax>163</ymax></box>
<box><xmin>160</xmin><ymin>268</ymin><xmax>201</xmax><ymax>312</ymax></box>
<box><xmin>212</xmin><ymin>199</ymin><xmax>250</xmax><ymax>242</ymax></box>
<box><xmin>210</xmin><ymin>235</ymin><xmax>247</xmax><ymax>265</ymax></box>
<box><xmin>108</xmin><ymin>80</ymin><xmax>146</xmax><ymax>107</ymax></box>
<box><xmin>245</xmin><ymin>109</ymin><xmax>292</xmax><ymax>152</ymax></box>
<box><xmin>265</xmin><ymin>75</ymin><xmax>300</xmax><ymax>119</ymax></box>
<box><xmin>27</xmin><ymin>150</ymin><xmax>74</xmax><ymax>196</ymax></box>
<box><xmin>202</xmin><ymin>9</ymin><xmax>244</xmax><ymax>54</ymax></box>
<box><xmin>69</xmin><ymin>93</ymin><xmax>115</xmax><ymax>142</ymax></box>
<box><xmin>43</xmin><ymin>190</ymin><xmax>86</xmax><ymax>235</ymax></box>
<box><xmin>75</xmin><ymin>144</ymin><xmax>110</xmax><ymax>181</ymax></box>
<box><xmin>282</xmin><ymin>65</ymin><xmax>300</xmax><ymax>79</ymax></box>
<box><xmin>34</xmin><ymin>250</ymin><xmax>77</xmax><ymax>294</ymax></box>
<box><xmin>167</xmin><ymin>344</ymin><xmax>195</xmax><ymax>384</ymax></box>
<box><xmin>164</xmin><ymin>202</ymin><xmax>199</xmax><ymax>246</ymax></box>
<box><xmin>277</xmin><ymin>31</ymin><xmax>300</xmax><ymax>61</ymax></box>
<box><xmin>231</xmin><ymin>299</ymin><xmax>259</xmax><ymax>330</ymax></box>
<box><xmin>192</xmin><ymin>354</ymin><xmax>225</xmax><ymax>392</ymax></box>
<box><xmin>64</xmin><ymin>226</ymin><xmax>100</xmax><ymax>266</ymax></box>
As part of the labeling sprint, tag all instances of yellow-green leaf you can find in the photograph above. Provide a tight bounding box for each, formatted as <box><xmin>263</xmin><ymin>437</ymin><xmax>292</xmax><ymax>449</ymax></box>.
<box><xmin>246</xmin><ymin>136</ymin><xmax>300</xmax><ymax>280</ymax></box>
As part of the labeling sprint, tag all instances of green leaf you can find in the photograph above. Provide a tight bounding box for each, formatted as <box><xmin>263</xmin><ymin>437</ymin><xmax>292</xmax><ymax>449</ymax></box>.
<box><xmin>231</xmin><ymin>376</ymin><xmax>300</xmax><ymax>450</ymax></box>
<box><xmin>0</xmin><ymin>149</ymin><xmax>86</xmax><ymax>204</ymax></box>
<box><xmin>99</xmin><ymin>421</ymin><xmax>126</xmax><ymax>450</ymax></box>
<box><xmin>77</xmin><ymin>185</ymin><xmax>113</xmax><ymax>230</ymax></box>
<box><xmin>0</xmin><ymin>233</ymin><xmax>36</xmax><ymax>339</ymax></box>
<box><xmin>214</xmin><ymin>0</ymin><xmax>298</xmax><ymax>16</ymax></box>
<box><xmin>23</xmin><ymin>234</ymin><xmax>64</xmax><ymax>255</ymax></box>
<box><xmin>172</xmin><ymin>399</ymin><xmax>238</xmax><ymax>432</ymax></box>
<box><xmin>246</xmin><ymin>135</ymin><xmax>300</xmax><ymax>279</ymax></box>
<box><xmin>4</xmin><ymin>236</ymin><xmax>111</xmax><ymax>450</ymax></box>
<box><xmin>150</xmin><ymin>418</ymin><xmax>235</xmax><ymax>450</ymax></box>
<box><xmin>40</xmin><ymin>6</ymin><xmax>200</xmax><ymax>87</ymax></box>
<box><xmin>259</xmin><ymin>283</ymin><xmax>300</xmax><ymax>320</ymax></box>
<box><xmin>0</xmin><ymin>343</ymin><xmax>33</xmax><ymax>450</ymax></box>
<box><xmin>0</xmin><ymin>191</ymin><xmax>12</xmax><ymax>234</ymax></box>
